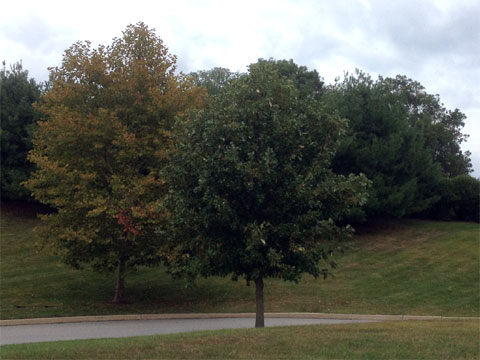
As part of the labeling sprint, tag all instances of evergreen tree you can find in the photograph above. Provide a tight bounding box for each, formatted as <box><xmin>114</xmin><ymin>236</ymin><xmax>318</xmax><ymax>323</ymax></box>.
<box><xmin>324</xmin><ymin>70</ymin><xmax>443</xmax><ymax>220</ymax></box>
<box><xmin>1</xmin><ymin>61</ymin><xmax>42</xmax><ymax>201</ymax></box>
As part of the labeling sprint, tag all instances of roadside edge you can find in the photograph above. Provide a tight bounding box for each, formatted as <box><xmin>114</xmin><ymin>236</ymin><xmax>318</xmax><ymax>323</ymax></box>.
<box><xmin>1</xmin><ymin>313</ymin><xmax>478</xmax><ymax>326</ymax></box>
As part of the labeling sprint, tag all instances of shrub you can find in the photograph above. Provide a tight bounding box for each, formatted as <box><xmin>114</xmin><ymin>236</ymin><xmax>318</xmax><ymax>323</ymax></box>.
<box><xmin>426</xmin><ymin>175</ymin><xmax>479</xmax><ymax>222</ymax></box>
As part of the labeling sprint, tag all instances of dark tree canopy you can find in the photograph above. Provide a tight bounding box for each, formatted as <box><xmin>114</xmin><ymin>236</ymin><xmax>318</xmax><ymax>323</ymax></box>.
<box><xmin>162</xmin><ymin>59</ymin><xmax>369</xmax><ymax>327</ymax></box>
<box><xmin>377</xmin><ymin>75</ymin><xmax>471</xmax><ymax>177</ymax></box>
<box><xmin>1</xmin><ymin>62</ymin><xmax>42</xmax><ymax>201</ymax></box>
<box><xmin>324</xmin><ymin>70</ymin><xmax>444</xmax><ymax>220</ymax></box>
<box><xmin>422</xmin><ymin>175</ymin><xmax>479</xmax><ymax>222</ymax></box>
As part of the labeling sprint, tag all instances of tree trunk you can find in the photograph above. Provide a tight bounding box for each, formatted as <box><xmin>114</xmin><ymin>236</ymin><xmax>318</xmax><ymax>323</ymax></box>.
<box><xmin>112</xmin><ymin>260</ymin><xmax>126</xmax><ymax>304</ymax></box>
<box><xmin>255</xmin><ymin>277</ymin><xmax>264</xmax><ymax>328</ymax></box>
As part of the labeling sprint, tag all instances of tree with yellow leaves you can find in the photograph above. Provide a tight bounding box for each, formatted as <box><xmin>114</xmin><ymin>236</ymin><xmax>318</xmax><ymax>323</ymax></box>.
<box><xmin>25</xmin><ymin>22</ymin><xmax>205</xmax><ymax>303</ymax></box>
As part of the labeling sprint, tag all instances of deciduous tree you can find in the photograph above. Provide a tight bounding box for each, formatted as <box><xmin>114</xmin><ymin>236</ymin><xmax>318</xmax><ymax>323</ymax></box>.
<box><xmin>161</xmin><ymin>60</ymin><xmax>369</xmax><ymax>327</ymax></box>
<box><xmin>189</xmin><ymin>67</ymin><xmax>239</xmax><ymax>96</ymax></box>
<box><xmin>25</xmin><ymin>23</ymin><xmax>204</xmax><ymax>303</ymax></box>
<box><xmin>263</xmin><ymin>58</ymin><xmax>324</xmax><ymax>101</ymax></box>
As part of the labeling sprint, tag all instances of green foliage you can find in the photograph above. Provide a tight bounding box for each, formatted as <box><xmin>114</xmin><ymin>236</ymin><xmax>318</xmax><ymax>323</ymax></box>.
<box><xmin>378</xmin><ymin>75</ymin><xmax>472</xmax><ymax>177</ymax></box>
<box><xmin>0</xmin><ymin>62</ymin><xmax>42</xmax><ymax>201</ymax></box>
<box><xmin>259</xmin><ymin>58</ymin><xmax>324</xmax><ymax>101</ymax></box>
<box><xmin>423</xmin><ymin>175</ymin><xmax>479</xmax><ymax>222</ymax></box>
<box><xmin>324</xmin><ymin>70</ymin><xmax>444</xmax><ymax>219</ymax></box>
<box><xmin>190</xmin><ymin>58</ymin><xmax>323</xmax><ymax>102</ymax></box>
<box><xmin>24</xmin><ymin>23</ymin><xmax>204</xmax><ymax>301</ymax></box>
<box><xmin>189</xmin><ymin>67</ymin><xmax>240</xmax><ymax>96</ymax></box>
<box><xmin>162</xmin><ymin>59</ymin><xmax>369</xmax><ymax>288</ymax></box>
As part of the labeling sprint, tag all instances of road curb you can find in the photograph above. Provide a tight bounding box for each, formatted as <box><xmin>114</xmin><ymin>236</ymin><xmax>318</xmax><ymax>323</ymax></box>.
<box><xmin>1</xmin><ymin>313</ymin><xmax>478</xmax><ymax>326</ymax></box>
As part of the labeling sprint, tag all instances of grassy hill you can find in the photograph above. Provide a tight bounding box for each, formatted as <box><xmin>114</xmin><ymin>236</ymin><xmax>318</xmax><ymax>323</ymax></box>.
<box><xmin>1</xmin><ymin>203</ymin><xmax>479</xmax><ymax>320</ymax></box>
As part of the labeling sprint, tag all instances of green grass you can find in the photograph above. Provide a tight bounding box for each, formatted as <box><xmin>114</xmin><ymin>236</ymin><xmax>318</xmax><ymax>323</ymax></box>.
<box><xmin>1</xmin><ymin>202</ymin><xmax>479</xmax><ymax>319</ymax></box>
<box><xmin>1</xmin><ymin>320</ymin><xmax>479</xmax><ymax>359</ymax></box>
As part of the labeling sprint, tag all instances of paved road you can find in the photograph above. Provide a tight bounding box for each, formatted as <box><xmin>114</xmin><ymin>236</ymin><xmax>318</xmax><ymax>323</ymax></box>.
<box><xmin>0</xmin><ymin>318</ymin><xmax>371</xmax><ymax>345</ymax></box>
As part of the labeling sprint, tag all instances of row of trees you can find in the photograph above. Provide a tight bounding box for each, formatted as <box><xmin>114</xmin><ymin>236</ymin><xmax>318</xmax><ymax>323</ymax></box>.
<box><xmin>1</xmin><ymin>23</ymin><xmax>477</xmax><ymax>326</ymax></box>
<box><xmin>189</xmin><ymin>63</ymin><xmax>477</xmax><ymax>223</ymax></box>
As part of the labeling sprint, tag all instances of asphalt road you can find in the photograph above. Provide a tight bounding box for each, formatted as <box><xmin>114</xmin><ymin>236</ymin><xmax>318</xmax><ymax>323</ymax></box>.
<box><xmin>0</xmin><ymin>318</ymin><xmax>371</xmax><ymax>345</ymax></box>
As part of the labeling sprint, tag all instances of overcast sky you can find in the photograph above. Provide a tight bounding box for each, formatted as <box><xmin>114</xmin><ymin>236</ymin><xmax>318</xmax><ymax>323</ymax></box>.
<box><xmin>1</xmin><ymin>0</ymin><xmax>478</xmax><ymax>175</ymax></box>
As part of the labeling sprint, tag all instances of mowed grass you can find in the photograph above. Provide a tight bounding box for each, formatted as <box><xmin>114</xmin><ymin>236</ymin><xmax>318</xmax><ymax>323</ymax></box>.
<box><xmin>1</xmin><ymin>202</ymin><xmax>479</xmax><ymax>319</ymax></box>
<box><xmin>1</xmin><ymin>320</ymin><xmax>479</xmax><ymax>359</ymax></box>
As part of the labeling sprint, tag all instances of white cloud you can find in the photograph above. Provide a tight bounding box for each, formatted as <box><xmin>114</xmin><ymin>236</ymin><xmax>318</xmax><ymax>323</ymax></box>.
<box><xmin>1</xmin><ymin>0</ymin><xmax>478</xmax><ymax>174</ymax></box>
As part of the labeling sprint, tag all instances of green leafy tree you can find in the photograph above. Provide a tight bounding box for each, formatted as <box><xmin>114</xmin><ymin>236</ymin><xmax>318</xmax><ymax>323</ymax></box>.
<box><xmin>161</xmin><ymin>60</ymin><xmax>369</xmax><ymax>327</ymax></box>
<box><xmin>25</xmin><ymin>23</ymin><xmax>205</xmax><ymax>303</ymax></box>
<box><xmin>189</xmin><ymin>67</ymin><xmax>239</xmax><ymax>96</ymax></box>
<box><xmin>190</xmin><ymin>59</ymin><xmax>323</xmax><ymax>101</ymax></box>
<box><xmin>262</xmin><ymin>58</ymin><xmax>324</xmax><ymax>101</ymax></box>
<box><xmin>1</xmin><ymin>61</ymin><xmax>42</xmax><ymax>201</ymax></box>
<box><xmin>324</xmin><ymin>70</ymin><xmax>443</xmax><ymax>220</ymax></box>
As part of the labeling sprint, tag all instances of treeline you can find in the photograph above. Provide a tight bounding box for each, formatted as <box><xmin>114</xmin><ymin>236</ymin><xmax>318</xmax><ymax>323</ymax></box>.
<box><xmin>2</xmin><ymin>61</ymin><xmax>477</xmax><ymax>223</ymax></box>
<box><xmin>189</xmin><ymin>65</ymin><xmax>477</xmax><ymax>223</ymax></box>
<box><xmin>1</xmin><ymin>23</ymin><xmax>478</xmax><ymax>326</ymax></box>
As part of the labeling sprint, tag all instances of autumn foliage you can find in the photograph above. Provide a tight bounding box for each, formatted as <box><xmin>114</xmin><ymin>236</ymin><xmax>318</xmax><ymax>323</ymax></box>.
<box><xmin>25</xmin><ymin>23</ymin><xmax>205</xmax><ymax>302</ymax></box>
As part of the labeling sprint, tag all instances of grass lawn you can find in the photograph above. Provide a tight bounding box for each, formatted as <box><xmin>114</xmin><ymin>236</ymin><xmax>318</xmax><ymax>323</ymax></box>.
<box><xmin>1</xmin><ymin>202</ymin><xmax>479</xmax><ymax>319</ymax></box>
<box><xmin>1</xmin><ymin>320</ymin><xmax>479</xmax><ymax>359</ymax></box>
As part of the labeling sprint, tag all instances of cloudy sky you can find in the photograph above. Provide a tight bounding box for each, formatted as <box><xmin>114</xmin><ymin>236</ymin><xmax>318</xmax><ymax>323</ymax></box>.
<box><xmin>1</xmin><ymin>0</ymin><xmax>479</xmax><ymax>175</ymax></box>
